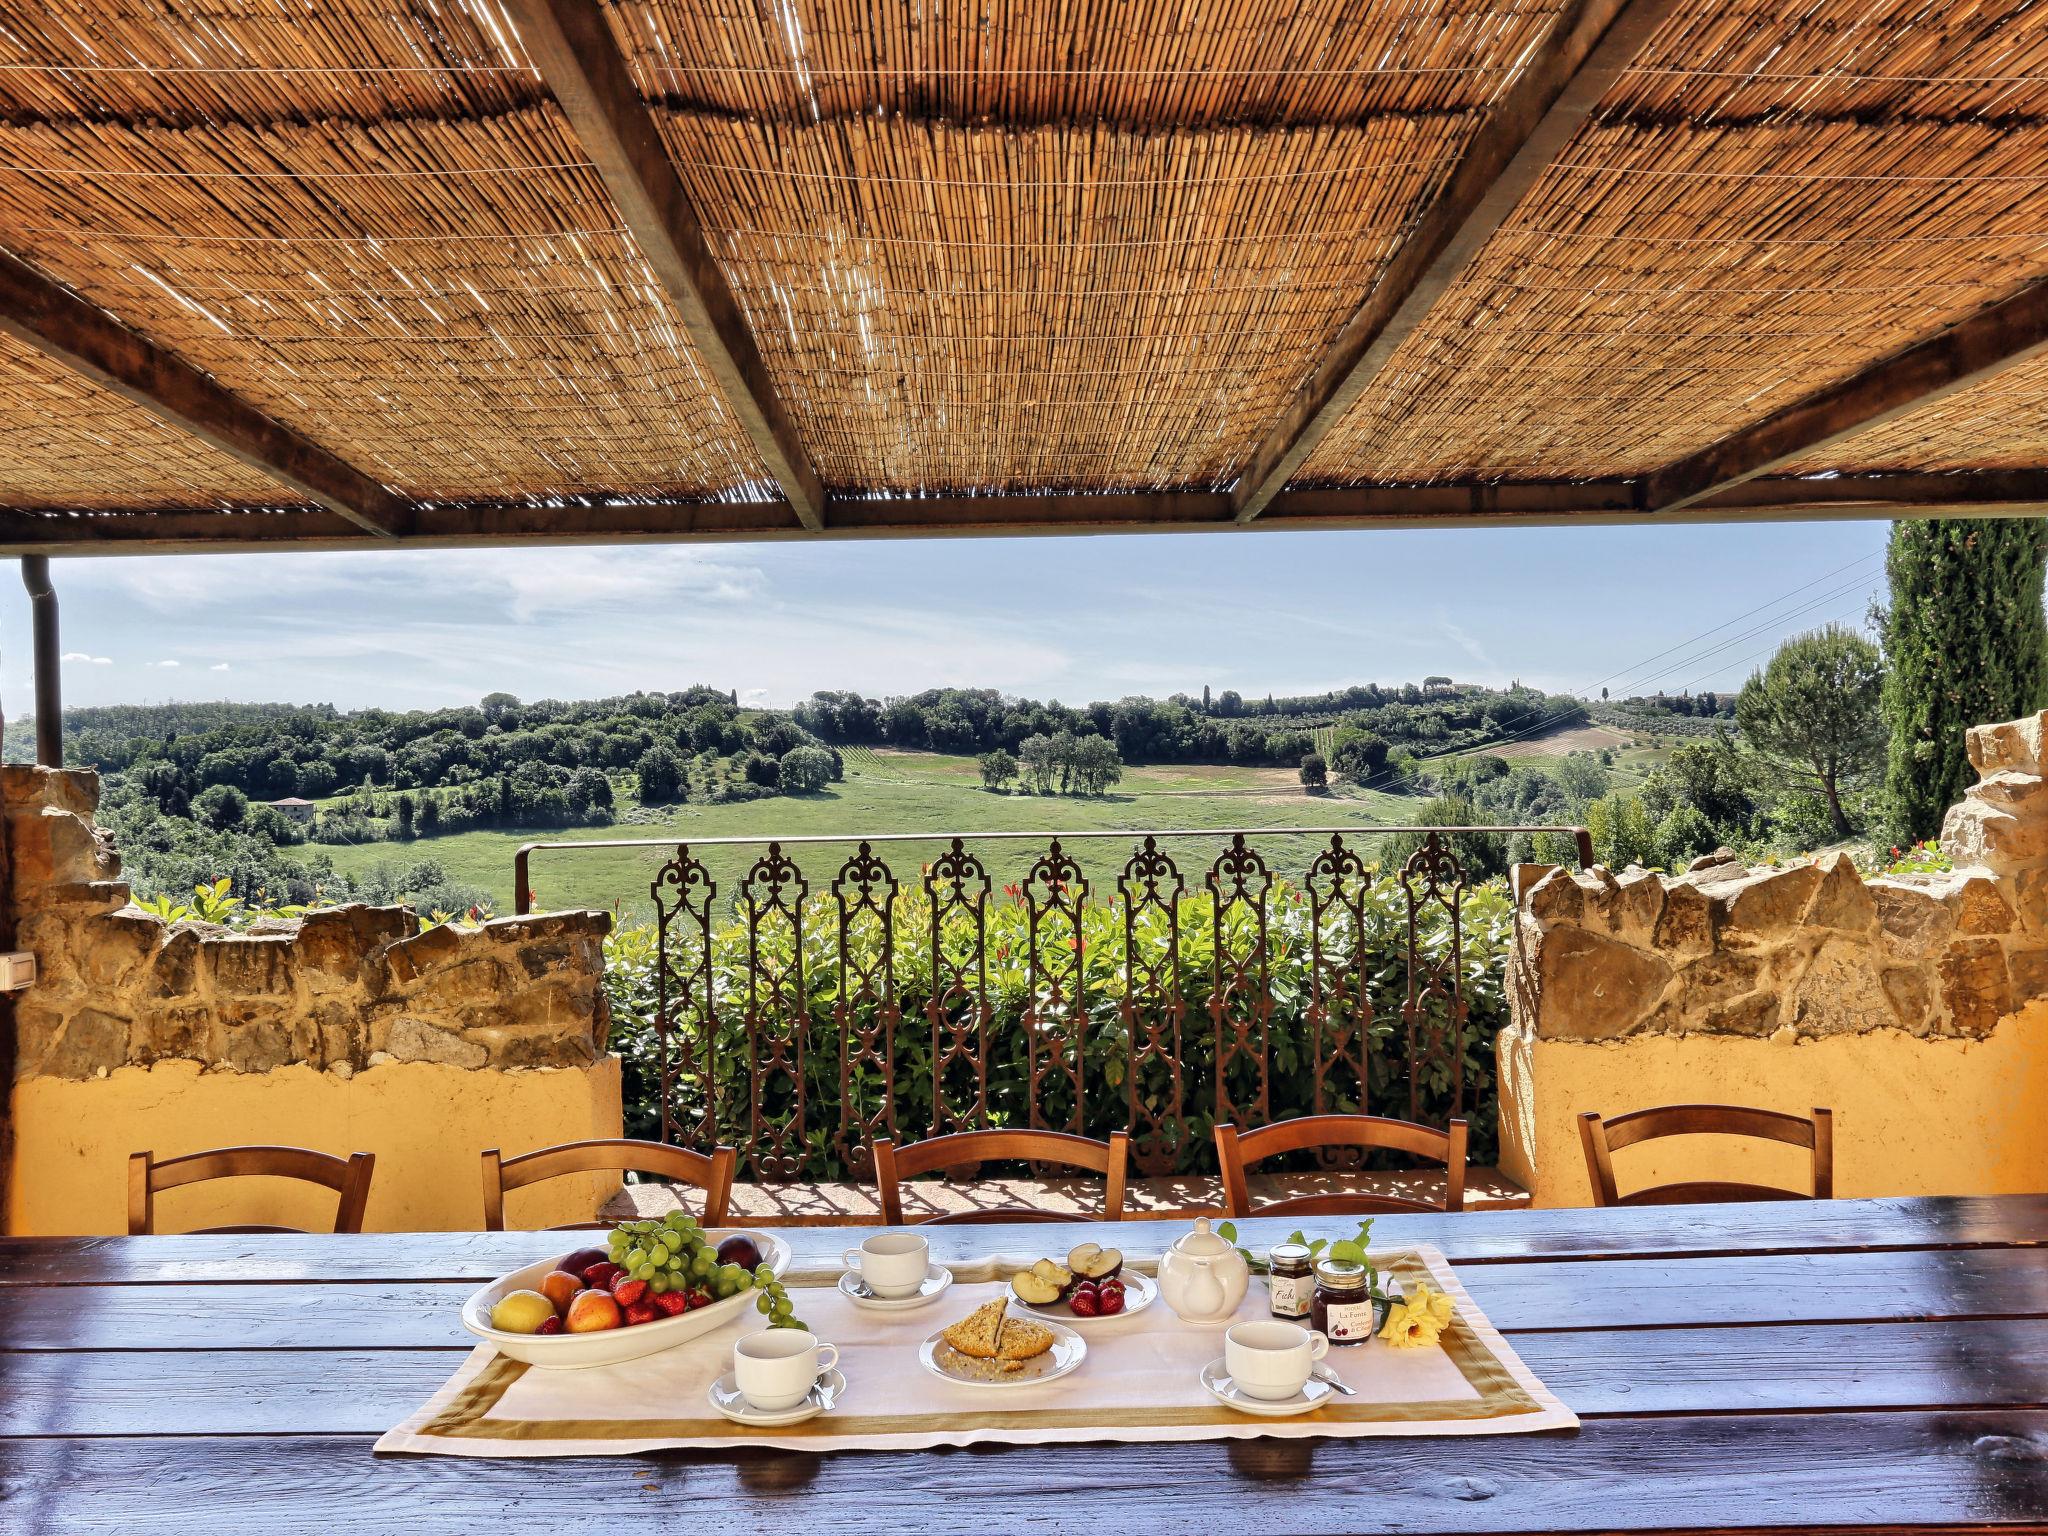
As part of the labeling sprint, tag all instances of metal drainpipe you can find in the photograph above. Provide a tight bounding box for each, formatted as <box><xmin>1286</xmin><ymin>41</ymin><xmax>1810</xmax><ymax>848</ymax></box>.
<box><xmin>19</xmin><ymin>556</ymin><xmax>59</xmax><ymax>768</ymax></box>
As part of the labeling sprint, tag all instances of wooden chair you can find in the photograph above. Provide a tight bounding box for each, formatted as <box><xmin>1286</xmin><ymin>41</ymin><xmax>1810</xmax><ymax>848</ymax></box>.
<box><xmin>482</xmin><ymin>1138</ymin><xmax>736</xmax><ymax>1230</ymax></box>
<box><xmin>1577</xmin><ymin>1105</ymin><xmax>1834</xmax><ymax>1207</ymax></box>
<box><xmin>872</xmin><ymin>1130</ymin><xmax>1129</xmax><ymax>1225</ymax></box>
<box><xmin>128</xmin><ymin>1146</ymin><xmax>375</xmax><ymax>1235</ymax></box>
<box><xmin>1215</xmin><ymin>1114</ymin><xmax>1468</xmax><ymax>1217</ymax></box>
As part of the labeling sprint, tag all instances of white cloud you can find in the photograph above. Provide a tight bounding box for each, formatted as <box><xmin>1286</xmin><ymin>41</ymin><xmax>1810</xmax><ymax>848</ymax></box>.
<box><xmin>210</xmin><ymin>662</ymin><xmax>230</xmax><ymax>672</ymax></box>
<box><xmin>151</xmin><ymin>659</ymin><xmax>180</xmax><ymax>669</ymax></box>
<box><xmin>60</xmin><ymin>651</ymin><xmax>112</xmax><ymax>665</ymax></box>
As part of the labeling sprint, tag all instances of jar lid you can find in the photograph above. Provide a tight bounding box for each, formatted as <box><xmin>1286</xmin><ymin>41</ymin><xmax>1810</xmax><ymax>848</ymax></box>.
<box><xmin>1269</xmin><ymin>1241</ymin><xmax>1312</xmax><ymax>1264</ymax></box>
<box><xmin>1314</xmin><ymin>1258</ymin><xmax>1367</xmax><ymax>1285</ymax></box>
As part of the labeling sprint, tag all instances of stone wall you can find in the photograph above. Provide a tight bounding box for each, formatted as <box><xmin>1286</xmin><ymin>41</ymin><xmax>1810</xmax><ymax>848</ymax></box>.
<box><xmin>1</xmin><ymin>765</ymin><xmax>623</xmax><ymax>1233</ymax></box>
<box><xmin>1499</xmin><ymin>711</ymin><xmax>2048</xmax><ymax>1206</ymax></box>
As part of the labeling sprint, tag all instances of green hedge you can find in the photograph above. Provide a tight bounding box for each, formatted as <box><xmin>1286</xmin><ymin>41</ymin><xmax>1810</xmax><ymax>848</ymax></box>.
<box><xmin>601</xmin><ymin>873</ymin><xmax>1514</xmax><ymax>1179</ymax></box>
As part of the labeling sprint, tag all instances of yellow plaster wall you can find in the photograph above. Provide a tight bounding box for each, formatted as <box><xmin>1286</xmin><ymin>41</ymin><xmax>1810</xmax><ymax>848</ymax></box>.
<box><xmin>1498</xmin><ymin>1001</ymin><xmax>2048</xmax><ymax>1207</ymax></box>
<box><xmin>5</xmin><ymin>1055</ymin><xmax>622</xmax><ymax>1235</ymax></box>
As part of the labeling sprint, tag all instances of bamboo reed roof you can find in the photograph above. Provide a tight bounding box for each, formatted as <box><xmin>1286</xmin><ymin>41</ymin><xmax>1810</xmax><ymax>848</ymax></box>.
<box><xmin>3</xmin><ymin>0</ymin><xmax>2048</xmax><ymax>550</ymax></box>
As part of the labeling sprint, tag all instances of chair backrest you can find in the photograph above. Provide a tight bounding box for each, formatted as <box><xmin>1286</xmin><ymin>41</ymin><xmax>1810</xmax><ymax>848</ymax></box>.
<box><xmin>1214</xmin><ymin>1114</ymin><xmax>1468</xmax><ymax>1217</ymax></box>
<box><xmin>1577</xmin><ymin>1104</ymin><xmax>1834</xmax><ymax>1207</ymax></box>
<box><xmin>481</xmin><ymin>1138</ymin><xmax>736</xmax><ymax>1230</ymax></box>
<box><xmin>872</xmin><ymin>1130</ymin><xmax>1128</xmax><ymax>1225</ymax></box>
<box><xmin>128</xmin><ymin>1146</ymin><xmax>376</xmax><ymax>1235</ymax></box>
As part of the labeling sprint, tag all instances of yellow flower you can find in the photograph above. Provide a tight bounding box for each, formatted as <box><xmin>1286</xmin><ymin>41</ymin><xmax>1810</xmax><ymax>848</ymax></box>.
<box><xmin>1380</xmin><ymin>1281</ymin><xmax>1456</xmax><ymax>1349</ymax></box>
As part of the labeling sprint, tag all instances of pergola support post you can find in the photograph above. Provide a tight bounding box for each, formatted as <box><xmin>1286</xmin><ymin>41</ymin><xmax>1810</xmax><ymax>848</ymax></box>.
<box><xmin>19</xmin><ymin>557</ymin><xmax>59</xmax><ymax>768</ymax></box>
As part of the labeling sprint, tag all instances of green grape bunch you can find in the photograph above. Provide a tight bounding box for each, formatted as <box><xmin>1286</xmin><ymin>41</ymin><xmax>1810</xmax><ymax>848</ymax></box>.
<box><xmin>604</xmin><ymin>1211</ymin><xmax>808</xmax><ymax>1329</ymax></box>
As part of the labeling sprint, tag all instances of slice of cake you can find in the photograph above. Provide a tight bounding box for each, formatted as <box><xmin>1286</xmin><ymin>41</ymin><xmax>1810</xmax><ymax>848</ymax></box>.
<box><xmin>996</xmin><ymin>1317</ymin><xmax>1055</xmax><ymax>1362</ymax></box>
<box><xmin>941</xmin><ymin>1297</ymin><xmax>1009</xmax><ymax>1359</ymax></box>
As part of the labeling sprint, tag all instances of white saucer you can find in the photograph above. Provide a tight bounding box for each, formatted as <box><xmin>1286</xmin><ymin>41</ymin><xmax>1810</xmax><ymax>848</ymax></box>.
<box><xmin>838</xmin><ymin>1264</ymin><xmax>954</xmax><ymax>1311</ymax></box>
<box><xmin>1013</xmin><ymin>1269</ymin><xmax>1158</xmax><ymax>1325</ymax></box>
<box><xmin>1199</xmin><ymin>1359</ymin><xmax>1336</xmax><ymax>1417</ymax></box>
<box><xmin>919</xmin><ymin>1318</ymin><xmax>1087</xmax><ymax>1389</ymax></box>
<box><xmin>708</xmin><ymin>1366</ymin><xmax>846</xmax><ymax>1426</ymax></box>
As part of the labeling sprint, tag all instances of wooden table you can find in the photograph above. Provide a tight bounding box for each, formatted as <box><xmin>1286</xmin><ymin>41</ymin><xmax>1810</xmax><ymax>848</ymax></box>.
<box><xmin>4</xmin><ymin>1196</ymin><xmax>2047</xmax><ymax>1533</ymax></box>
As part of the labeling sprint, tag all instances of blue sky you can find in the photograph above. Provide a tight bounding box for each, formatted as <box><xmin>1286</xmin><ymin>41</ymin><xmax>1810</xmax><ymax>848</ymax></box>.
<box><xmin>1</xmin><ymin>518</ymin><xmax>1892</xmax><ymax>715</ymax></box>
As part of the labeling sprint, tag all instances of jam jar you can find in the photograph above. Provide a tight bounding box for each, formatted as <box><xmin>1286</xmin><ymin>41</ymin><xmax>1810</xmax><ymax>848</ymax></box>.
<box><xmin>1310</xmin><ymin>1258</ymin><xmax>1375</xmax><ymax>1345</ymax></box>
<box><xmin>1266</xmin><ymin>1242</ymin><xmax>1314</xmax><ymax>1319</ymax></box>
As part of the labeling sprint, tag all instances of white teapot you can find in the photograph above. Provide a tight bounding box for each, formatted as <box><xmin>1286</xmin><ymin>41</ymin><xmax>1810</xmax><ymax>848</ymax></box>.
<box><xmin>1156</xmin><ymin>1217</ymin><xmax>1250</xmax><ymax>1326</ymax></box>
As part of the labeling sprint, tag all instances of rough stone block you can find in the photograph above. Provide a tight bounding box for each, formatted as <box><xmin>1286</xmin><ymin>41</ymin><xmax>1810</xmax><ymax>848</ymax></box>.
<box><xmin>1942</xmin><ymin>791</ymin><xmax>2048</xmax><ymax>869</ymax></box>
<box><xmin>1531</xmin><ymin>926</ymin><xmax>1672</xmax><ymax>1039</ymax></box>
<box><xmin>220</xmin><ymin>1008</ymin><xmax>294</xmax><ymax>1073</ymax></box>
<box><xmin>9</xmin><ymin>808</ymin><xmax>118</xmax><ymax>891</ymax></box>
<box><xmin>1949</xmin><ymin>874</ymin><xmax>2017</xmax><ymax>935</ymax></box>
<box><xmin>1523</xmin><ymin>866</ymin><xmax>1585</xmax><ymax>924</ymax></box>
<box><xmin>1880</xmin><ymin>965</ymin><xmax>1937</xmax><ymax>1032</ymax></box>
<box><xmin>42</xmin><ymin>1006</ymin><xmax>131</xmax><ymax>1079</ymax></box>
<box><xmin>386</xmin><ymin>1015</ymin><xmax>488</xmax><ymax>1068</ymax></box>
<box><xmin>1787</xmin><ymin>937</ymin><xmax>1897</xmax><ymax>1037</ymax></box>
<box><xmin>483</xmin><ymin>910</ymin><xmax>612</xmax><ymax>945</ymax></box>
<box><xmin>1651</xmin><ymin>881</ymin><xmax>1714</xmax><ymax>958</ymax></box>
<box><xmin>1966</xmin><ymin>712</ymin><xmax>2048</xmax><ymax>778</ymax></box>
<box><xmin>2006</xmin><ymin>946</ymin><xmax>2048</xmax><ymax>1005</ymax></box>
<box><xmin>1871</xmin><ymin>881</ymin><xmax>1956</xmax><ymax>961</ymax></box>
<box><xmin>1939</xmin><ymin>937</ymin><xmax>2014</xmax><ymax>1037</ymax></box>
<box><xmin>203</xmin><ymin>933</ymin><xmax>297</xmax><ymax>995</ymax></box>
<box><xmin>77</xmin><ymin>910</ymin><xmax>163</xmax><ymax>990</ymax></box>
<box><xmin>1804</xmin><ymin>853</ymin><xmax>1878</xmax><ymax>934</ymax></box>
<box><xmin>148</xmin><ymin>926</ymin><xmax>200</xmax><ymax>998</ymax></box>
<box><xmin>381</xmin><ymin>923</ymin><xmax>464</xmax><ymax>987</ymax></box>
<box><xmin>1</xmin><ymin>764</ymin><xmax>100</xmax><ymax>816</ymax></box>
<box><xmin>1715</xmin><ymin>864</ymin><xmax>1825</xmax><ymax>942</ymax></box>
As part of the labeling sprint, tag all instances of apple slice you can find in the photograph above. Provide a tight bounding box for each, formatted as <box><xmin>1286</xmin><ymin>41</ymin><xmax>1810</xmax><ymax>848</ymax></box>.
<box><xmin>1011</xmin><ymin>1267</ymin><xmax>1064</xmax><ymax>1306</ymax></box>
<box><xmin>1067</xmin><ymin>1242</ymin><xmax>1124</xmax><ymax>1282</ymax></box>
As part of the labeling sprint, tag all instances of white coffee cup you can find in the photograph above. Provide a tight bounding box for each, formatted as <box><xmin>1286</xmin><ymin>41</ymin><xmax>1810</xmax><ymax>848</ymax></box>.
<box><xmin>733</xmin><ymin>1329</ymin><xmax>839</xmax><ymax>1412</ymax></box>
<box><xmin>841</xmin><ymin>1231</ymin><xmax>929</xmax><ymax>1298</ymax></box>
<box><xmin>1224</xmin><ymin>1319</ymin><xmax>1330</xmax><ymax>1401</ymax></box>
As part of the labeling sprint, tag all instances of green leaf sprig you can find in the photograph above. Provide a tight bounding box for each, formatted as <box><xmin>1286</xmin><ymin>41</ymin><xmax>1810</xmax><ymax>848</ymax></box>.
<box><xmin>1218</xmin><ymin>1217</ymin><xmax>1384</xmax><ymax>1300</ymax></box>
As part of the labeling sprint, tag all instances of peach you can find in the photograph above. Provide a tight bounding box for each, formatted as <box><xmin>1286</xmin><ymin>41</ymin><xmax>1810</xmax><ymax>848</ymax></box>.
<box><xmin>540</xmin><ymin>1271</ymin><xmax>583</xmax><ymax>1317</ymax></box>
<box><xmin>565</xmin><ymin>1290</ymin><xmax>623</xmax><ymax>1333</ymax></box>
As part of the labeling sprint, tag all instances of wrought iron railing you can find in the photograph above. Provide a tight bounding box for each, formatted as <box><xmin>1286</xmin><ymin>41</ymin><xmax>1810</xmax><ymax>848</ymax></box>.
<box><xmin>516</xmin><ymin>825</ymin><xmax>1592</xmax><ymax>1181</ymax></box>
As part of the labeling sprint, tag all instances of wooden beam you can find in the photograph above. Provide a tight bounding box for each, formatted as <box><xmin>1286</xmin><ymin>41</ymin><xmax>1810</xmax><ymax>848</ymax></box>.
<box><xmin>0</xmin><ymin>253</ymin><xmax>407</xmax><ymax>538</ymax></box>
<box><xmin>1646</xmin><ymin>281</ymin><xmax>2048</xmax><ymax>514</ymax></box>
<box><xmin>505</xmin><ymin>0</ymin><xmax>826</xmax><ymax>531</ymax></box>
<box><xmin>1229</xmin><ymin>0</ymin><xmax>1682</xmax><ymax>523</ymax></box>
<box><xmin>7</xmin><ymin>472</ymin><xmax>2048</xmax><ymax>555</ymax></box>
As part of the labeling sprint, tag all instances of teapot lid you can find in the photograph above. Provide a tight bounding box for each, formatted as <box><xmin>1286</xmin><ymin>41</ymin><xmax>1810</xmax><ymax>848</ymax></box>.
<box><xmin>1173</xmin><ymin>1216</ymin><xmax>1235</xmax><ymax>1257</ymax></box>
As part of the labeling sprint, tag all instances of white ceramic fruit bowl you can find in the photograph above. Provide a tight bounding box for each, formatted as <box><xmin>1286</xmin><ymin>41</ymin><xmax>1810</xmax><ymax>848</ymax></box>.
<box><xmin>461</xmin><ymin>1229</ymin><xmax>791</xmax><ymax>1370</ymax></box>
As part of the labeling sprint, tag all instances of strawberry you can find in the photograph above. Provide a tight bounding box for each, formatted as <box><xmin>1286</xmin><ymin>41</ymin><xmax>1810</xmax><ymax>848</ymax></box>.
<box><xmin>651</xmin><ymin>1290</ymin><xmax>690</xmax><ymax>1317</ymax></box>
<box><xmin>1068</xmin><ymin>1285</ymin><xmax>1101</xmax><ymax>1317</ymax></box>
<box><xmin>609</xmin><ymin>1275</ymin><xmax>649</xmax><ymax>1308</ymax></box>
<box><xmin>684</xmin><ymin>1288</ymin><xmax>713</xmax><ymax>1311</ymax></box>
<box><xmin>536</xmin><ymin>1316</ymin><xmax>564</xmax><ymax>1335</ymax></box>
<box><xmin>580</xmin><ymin>1261</ymin><xmax>624</xmax><ymax>1289</ymax></box>
<box><xmin>1096</xmin><ymin>1286</ymin><xmax>1125</xmax><ymax>1316</ymax></box>
<box><xmin>622</xmin><ymin>1300</ymin><xmax>661</xmax><ymax>1327</ymax></box>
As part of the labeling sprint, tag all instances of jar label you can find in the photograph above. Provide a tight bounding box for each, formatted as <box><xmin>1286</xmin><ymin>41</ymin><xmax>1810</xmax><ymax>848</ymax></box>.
<box><xmin>1269</xmin><ymin>1273</ymin><xmax>1311</xmax><ymax>1317</ymax></box>
<box><xmin>1325</xmin><ymin>1298</ymin><xmax>1375</xmax><ymax>1343</ymax></box>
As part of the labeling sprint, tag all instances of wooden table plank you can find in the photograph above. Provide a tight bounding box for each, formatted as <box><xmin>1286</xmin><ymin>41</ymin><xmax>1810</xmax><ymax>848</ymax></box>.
<box><xmin>7</xmin><ymin>1318</ymin><xmax>2047</xmax><ymax>1436</ymax></box>
<box><xmin>5</xmin><ymin>1413</ymin><xmax>2048</xmax><ymax>1533</ymax></box>
<box><xmin>11</xmin><ymin>1246</ymin><xmax>2048</xmax><ymax>1352</ymax></box>
<box><xmin>4</xmin><ymin>1197</ymin><xmax>2044</xmax><ymax>1287</ymax></box>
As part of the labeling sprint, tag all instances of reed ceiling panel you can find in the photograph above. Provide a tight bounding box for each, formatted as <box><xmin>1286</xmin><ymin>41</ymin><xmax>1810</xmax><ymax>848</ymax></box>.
<box><xmin>610</xmin><ymin>0</ymin><xmax>1568</xmax><ymax>128</ymax></box>
<box><xmin>0</xmin><ymin>1</ymin><xmax>771</xmax><ymax>505</ymax></box>
<box><xmin>615</xmin><ymin>0</ymin><xmax>1562</xmax><ymax>491</ymax></box>
<box><xmin>0</xmin><ymin>329</ymin><xmax>301</xmax><ymax>511</ymax></box>
<box><xmin>1300</xmin><ymin>0</ymin><xmax>2048</xmax><ymax>487</ymax></box>
<box><xmin>1786</xmin><ymin>351</ymin><xmax>2048</xmax><ymax>473</ymax></box>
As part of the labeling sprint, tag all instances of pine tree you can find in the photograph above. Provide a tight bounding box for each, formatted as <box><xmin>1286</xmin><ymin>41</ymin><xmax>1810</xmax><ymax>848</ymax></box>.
<box><xmin>1880</xmin><ymin>519</ymin><xmax>2048</xmax><ymax>838</ymax></box>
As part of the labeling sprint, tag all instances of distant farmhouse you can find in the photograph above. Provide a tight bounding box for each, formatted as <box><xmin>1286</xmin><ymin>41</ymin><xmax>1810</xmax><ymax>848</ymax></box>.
<box><xmin>266</xmin><ymin>797</ymin><xmax>316</xmax><ymax>824</ymax></box>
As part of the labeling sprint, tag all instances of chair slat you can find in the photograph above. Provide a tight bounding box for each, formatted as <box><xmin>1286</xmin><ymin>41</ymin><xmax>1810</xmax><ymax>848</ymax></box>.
<box><xmin>1215</xmin><ymin>1115</ymin><xmax>1468</xmax><ymax>1218</ymax></box>
<box><xmin>481</xmin><ymin>1139</ymin><xmax>736</xmax><ymax>1230</ymax></box>
<box><xmin>872</xmin><ymin>1131</ymin><xmax>1128</xmax><ymax>1225</ymax></box>
<box><xmin>1578</xmin><ymin>1105</ymin><xmax>1834</xmax><ymax>1207</ymax></box>
<box><xmin>127</xmin><ymin>1147</ymin><xmax>376</xmax><ymax>1236</ymax></box>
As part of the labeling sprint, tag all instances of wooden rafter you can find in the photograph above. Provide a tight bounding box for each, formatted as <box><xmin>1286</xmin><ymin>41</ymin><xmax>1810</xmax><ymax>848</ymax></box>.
<box><xmin>505</xmin><ymin>0</ymin><xmax>825</xmax><ymax>531</ymax></box>
<box><xmin>8</xmin><ymin>471</ymin><xmax>2046</xmax><ymax>555</ymax></box>
<box><xmin>1229</xmin><ymin>0</ymin><xmax>1683</xmax><ymax>524</ymax></box>
<box><xmin>1645</xmin><ymin>280</ymin><xmax>2048</xmax><ymax>514</ymax></box>
<box><xmin>0</xmin><ymin>253</ymin><xmax>407</xmax><ymax>539</ymax></box>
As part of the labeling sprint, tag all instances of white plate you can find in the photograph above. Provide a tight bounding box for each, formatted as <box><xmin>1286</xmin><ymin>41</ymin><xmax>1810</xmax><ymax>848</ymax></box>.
<box><xmin>839</xmin><ymin>1264</ymin><xmax>953</xmax><ymax>1311</ymax></box>
<box><xmin>1012</xmin><ymin>1268</ymin><xmax>1156</xmax><ymax>1325</ymax></box>
<box><xmin>918</xmin><ymin>1317</ymin><xmax>1087</xmax><ymax>1389</ymax></box>
<box><xmin>460</xmin><ymin>1229</ymin><xmax>791</xmax><ymax>1370</ymax></box>
<box><xmin>708</xmin><ymin>1366</ymin><xmax>846</xmax><ymax>1426</ymax></box>
<box><xmin>1199</xmin><ymin>1359</ymin><xmax>1337</xmax><ymax>1417</ymax></box>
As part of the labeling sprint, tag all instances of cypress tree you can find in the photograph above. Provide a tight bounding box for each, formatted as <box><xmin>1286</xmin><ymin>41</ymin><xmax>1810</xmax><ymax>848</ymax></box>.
<box><xmin>1880</xmin><ymin>519</ymin><xmax>2048</xmax><ymax>839</ymax></box>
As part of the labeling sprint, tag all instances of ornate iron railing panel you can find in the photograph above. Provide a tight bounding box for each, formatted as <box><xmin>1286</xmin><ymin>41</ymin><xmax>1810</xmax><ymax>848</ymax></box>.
<box><xmin>534</xmin><ymin>822</ymin><xmax>1593</xmax><ymax>1181</ymax></box>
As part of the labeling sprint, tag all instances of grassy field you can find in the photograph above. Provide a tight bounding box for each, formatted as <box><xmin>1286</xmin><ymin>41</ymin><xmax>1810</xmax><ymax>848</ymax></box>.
<box><xmin>316</xmin><ymin>748</ymin><xmax>1429</xmax><ymax>921</ymax></box>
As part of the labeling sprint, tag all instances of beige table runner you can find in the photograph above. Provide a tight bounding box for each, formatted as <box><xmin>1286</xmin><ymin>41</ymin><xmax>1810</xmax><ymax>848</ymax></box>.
<box><xmin>377</xmin><ymin>1245</ymin><xmax>1576</xmax><ymax>1456</ymax></box>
